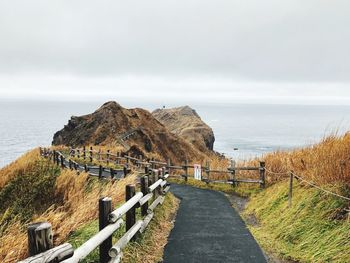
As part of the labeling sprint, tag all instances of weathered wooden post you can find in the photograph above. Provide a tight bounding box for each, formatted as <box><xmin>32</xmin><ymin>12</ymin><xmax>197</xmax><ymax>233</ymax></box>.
<box><xmin>99</xmin><ymin>197</ymin><xmax>113</xmax><ymax>263</ymax></box>
<box><xmin>77</xmin><ymin>149</ymin><xmax>80</xmax><ymax>159</ymax></box>
<box><xmin>110</xmin><ymin>167</ymin><xmax>115</xmax><ymax>179</ymax></box>
<box><xmin>230</xmin><ymin>159</ymin><xmax>236</xmax><ymax>187</ymax></box>
<box><xmin>288</xmin><ymin>171</ymin><xmax>294</xmax><ymax>208</ymax></box>
<box><xmin>106</xmin><ymin>150</ymin><xmax>110</xmax><ymax>165</ymax></box>
<box><xmin>83</xmin><ymin>146</ymin><xmax>86</xmax><ymax>160</ymax></box>
<box><xmin>116</xmin><ymin>152</ymin><xmax>120</xmax><ymax>165</ymax></box>
<box><xmin>145</xmin><ymin>165</ymin><xmax>149</xmax><ymax>175</ymax></box>
<box><xmin>140</xmin><ymin>176</ymin><xmax>149</xmax><ymax>217</ymax></box>
<box><xmin>84</xmin><ymin>164</ymin><xmax>88</xmax><ymax>173</ymax></box>
<box><xmin>27</xmin><ymin>222</ymin><xmax>53</xmax><ymax>256</ymax></box>
<box><xmin>60</xmin><ymin>155</ymin><xmax>64</xmax><ymax>168</ymax></box>
<box><xmin>155</xmin><ymin>170</ymin><xmax>160</xmax><ymax>197</ymax></box>
<box><xmin>184</xmin><ymin>159</ymin><xmax>189</xmax><ymax>182</ymax></box>
<box><xmin>98</xmin><ymin>149</ymin><xmax>101</xmax><ymax>162</ymax></box>
<box><xmin>139</xmin><ymin>155</ymin><xmax>143</xmax><ymax>169</ymax></box>
<box><xmin>167</xmin><ymin>158</ymin><xmax>171</xmax><ymax>175</ymax></box>
<box><xmin>69</xmin><ymin>159</ymin><xmax>72</xmax><ymax>170</ymax></box>
<box><xmin>89</xmin><ymin>146</ymin><xmax>93</xmax><ymax>163</ymax></box>
<box><xmin>259</xmin><ymin>161</ymin><xmax>266</xmax><ymax>188</ymax></box>
<box><xmin>99</xmin><ymin>165</ymin><xmax>103</xmax><ymax>179</ymax></box>
<box><xmin>125</xmin><ymin>185</ymin><xmax>136</xmax><ymax>241</ymax></box>
<box><xmin>126</xmin><ymin>154</ymin><xmax>130</xmax><ymax>165</ymax></box>
<box><xmin>206</xmin><ymin>161</ymin><xmax>210</xmax><ymax>184</ymax></box>
<box><xmin>151</xmin><ymin>158</ymin><xmax>155</xmax><ymax>170</ymax></box>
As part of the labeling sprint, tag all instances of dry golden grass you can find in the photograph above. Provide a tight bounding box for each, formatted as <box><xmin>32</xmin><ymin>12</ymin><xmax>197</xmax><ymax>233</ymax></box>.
<box><xmin>0</xmin><ymin>148</ymin><xmax>40</xmax><ymax>189</ymax></box>
<box><xmin>122</xmin><ymin>194</ymin><xmax>179</xmax><ymax>263</ymax></box>
<box><xmin>257</xmin><ymin>133</ymin><xmax>350</xmax><ymax>188</ymax></box>
<box><xmin>0</xmin><ymin>165</ymin><xmax>137</xmax><ymax>262</ymax></box>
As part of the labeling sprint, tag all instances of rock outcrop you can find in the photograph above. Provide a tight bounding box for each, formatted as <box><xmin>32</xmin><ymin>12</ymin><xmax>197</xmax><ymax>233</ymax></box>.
<box><xmin>152</xmin><ymin>106</ymin><xmax>215</xmax><ymax>152</ymax></box>
<box><xmin>52</xmin><ymin>101</ymin><xmax>206</xmax><ymax>163</ymax></box>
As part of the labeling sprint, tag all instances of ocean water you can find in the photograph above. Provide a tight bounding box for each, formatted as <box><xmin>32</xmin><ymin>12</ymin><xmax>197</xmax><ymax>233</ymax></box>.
<box><xmin>1</xmin><ymin>100</ymin><xmax>350</xmax><ymax>168</ymax></box>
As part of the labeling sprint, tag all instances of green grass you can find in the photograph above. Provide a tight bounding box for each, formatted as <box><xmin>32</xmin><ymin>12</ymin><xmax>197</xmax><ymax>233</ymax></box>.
<box><xmin>67</xmin><ymin>193</ymin><xmax>178</xmax><ymax>263</ymax></box>
<box><xmin>244</xmin><ymin>180</ymin><xmax>350</xmax><ymax>263</ymax></box>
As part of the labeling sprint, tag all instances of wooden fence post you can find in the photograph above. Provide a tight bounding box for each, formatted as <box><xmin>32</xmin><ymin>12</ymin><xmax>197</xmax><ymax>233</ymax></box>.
<box><xmin>167</xmin><ymin>158</ymin><xmax>171</xmax><ymax>175</ymax></box>
<box><xmin>27</xmin><ymin>222</ymin><xmax>53</xmax><ymax>256</ymax></box>
<box><xmin>56</xmin><ymin>152</ymin><xmax>60</xmax><ymax>166</ymax></box>
<box><xmin>116</xmin><ymin>152</ymin><xmax>120</xmax><ymax>165</ymax></box>
<box><xmin>99</xmin><ymin>165</ymin><xmax>103</xmax><ymax>179</ymax></box>
<box><xmin>259</xmin><ymin>161</ymin><xmax>266</xmax><ymax>188</ymax></box>
<box><xmin>288</xmin><ymin>171</ymin><xmax>293</xmax><ymax>208</ymax></box>
<box><xmin>99</xmin><ymin>197</ymin><xmax>112</xmax><ymax>263</ymax></box>
<box><xmin>83</xmin><ymin>146</ymin><xmax>86</xmax><ymax>160</ymax></box>
<box><xmin>98</xmin><ymin>149</ymin><xmax>101</xmax><ymax>162</ymax></box>
<box><xmin>69</xmin><ymin>159</ymin><xmax>72</xmax><ymax>170</ymax></box>
<box><xmin>125</xmin><ymin>185</ymin><xmax>136</xmax><ymax>241</ymax></box>
<box><xmin>206</xmin><ymin>161</ymin><xmax>210</xmax><ymax>184</ymax></box>
<box><xmin>184</xmin><ymin>160</ymin><xmax>188</xmax><ymax>182</ymax></box>
<box><xmin>106</xmin><ymin>150</ymin><xmax>110</xmax><ymax>165</ymax></box>
<box><xmin>60</xmin><ymin>155</ymin><xmax>64</xmax><ymax>168</ymax></box>
<box><xmin>140</xmin><ymin>176</ymin><xmax>149</xmax><ymax>217</ymax></box>
<box><xmin>110</xmin><ymin>167</ymin><xmax>115</xmax><ymax>179</ymax></box>
<box><xmin>139</xmin><ymin>155</ymin><xmax>143</xmax><ymax>169</ymax></box>
<box><xmin>84</xmin><ymin>164</ymin><xmax>88</xmax><ymax>173</ymax></box>
<box><xmin>77</xmin><ymin>149</ymin><xmax>80</xmax><ymax>159</ymax></box>
<box><xmin>230</xmin><ymin>159</ymin><xmax>236</xmax><ymax>187</ymax></box>
<box><xmin>151</xmin><ymin>158</ymin><xmax>155</xmax><ymax>170</ymax></box>
<box><xmin>89</xmin><ymin>146</ymin><xmax>93</xmax><ymax>163</ymax></box>
<box><xmin>126</xmin><ymin>154</ymin><xmax>130</xmax><ymax>165</ymax></box>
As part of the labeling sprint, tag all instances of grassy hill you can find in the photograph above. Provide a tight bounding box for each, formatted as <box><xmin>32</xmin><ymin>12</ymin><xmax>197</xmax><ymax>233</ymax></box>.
<box><xmin>0</xmin><ymin>149</ymin><xmax>177</xmax><ymax>262</ymax></box>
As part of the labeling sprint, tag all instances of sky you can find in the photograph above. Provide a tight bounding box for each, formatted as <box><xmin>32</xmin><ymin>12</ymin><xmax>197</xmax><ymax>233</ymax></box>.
<box><xmin>0</xmin><ymin>0</ymin><xmax>349</xmax><ymax>104</ymax></box>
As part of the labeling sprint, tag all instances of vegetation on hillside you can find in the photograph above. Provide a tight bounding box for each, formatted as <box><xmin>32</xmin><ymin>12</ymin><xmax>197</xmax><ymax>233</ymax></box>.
<box><xmin>0</xmin><ymin>149</ymin><xmax>137</xmax><ymax>262</ymax></box>
<box><xmin>173</xmin><ymin>133</ymin><xmax>350</xmax><ymax>262</ymax></box>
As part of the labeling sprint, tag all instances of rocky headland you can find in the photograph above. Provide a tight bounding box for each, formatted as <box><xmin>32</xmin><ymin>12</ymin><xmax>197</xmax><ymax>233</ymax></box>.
<box><xmin>52</xmin><ymin>101</ymin><xmax>213</xmax><ymax>163</ymax></box>
<box><xmin>152</xmin><ymin>106</ymin><xmax>215</xmax><ymax>152</ymax></box>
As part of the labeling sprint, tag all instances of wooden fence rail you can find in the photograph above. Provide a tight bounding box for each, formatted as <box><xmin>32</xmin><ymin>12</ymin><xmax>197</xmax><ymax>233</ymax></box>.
<box><xmin>48</xmin><ymin>146</ymin><xmax>266</xmax><ymax>188</ymax></box>
<box><xmin>19</xmin><ymin>165</ymin><xmax>171</xmax><ymax>263</ymax></box>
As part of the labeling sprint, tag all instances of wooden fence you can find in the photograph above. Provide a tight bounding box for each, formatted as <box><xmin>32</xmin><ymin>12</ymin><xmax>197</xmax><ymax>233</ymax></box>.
<box><xmin>48</xmin><ymin>147</ymin><xmax>266</xmax><ymax>188</ymax></box>
<box><xmin>16</xmin><ymin>147</ymin><xmax>266</xmax><ymax>262</ymax></box>
<box><xmin>19</xmin><ymin>162</ymin><xmax>171</xmax><ymax>263</ymax></box>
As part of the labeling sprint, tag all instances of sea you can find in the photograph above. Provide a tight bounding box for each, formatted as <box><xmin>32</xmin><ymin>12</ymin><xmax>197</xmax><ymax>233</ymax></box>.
<box><xmin>1</xmin><ymin>99</ymin><xmax>350</xmax><ymax>168</ymax></box>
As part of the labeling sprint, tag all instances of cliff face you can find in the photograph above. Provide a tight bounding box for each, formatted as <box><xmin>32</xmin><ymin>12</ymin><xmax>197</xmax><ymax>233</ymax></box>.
<box><xmin>152</xmin><ymin>106</ymin><xmax>215</xmax><ymax>152</ymax></box>
<box><xmin>52</xmin><ymin>101</ymin><xmax>205</xmax><ymax>163</ymax></box>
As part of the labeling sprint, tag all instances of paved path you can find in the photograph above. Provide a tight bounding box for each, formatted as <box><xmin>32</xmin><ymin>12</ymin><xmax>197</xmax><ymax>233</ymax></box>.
<box><xmin>163</xmin><ymin>184</ymin><xmax>267</xmax><ymax>263</ymax></box>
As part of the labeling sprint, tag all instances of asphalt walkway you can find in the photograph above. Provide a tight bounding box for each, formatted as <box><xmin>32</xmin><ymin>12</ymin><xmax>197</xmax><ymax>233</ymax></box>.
<box><xmin>163</xmin><ymin>184</ymin><xmax>267</xmax><ymax>263</ymax></box>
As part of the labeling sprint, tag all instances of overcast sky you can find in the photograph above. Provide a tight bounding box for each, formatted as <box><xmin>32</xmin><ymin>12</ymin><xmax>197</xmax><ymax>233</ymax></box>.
<box><xmin>0</xmin><ymin>0</ymin><xmax>349</xmax><ymax>104</ymax></box>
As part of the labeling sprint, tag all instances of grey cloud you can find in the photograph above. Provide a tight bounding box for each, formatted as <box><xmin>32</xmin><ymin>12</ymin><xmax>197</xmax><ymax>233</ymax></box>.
<box><xmin>0</xmin><ymin>0</ymin><xmax>349</xmax><ymax>82</ymax></box>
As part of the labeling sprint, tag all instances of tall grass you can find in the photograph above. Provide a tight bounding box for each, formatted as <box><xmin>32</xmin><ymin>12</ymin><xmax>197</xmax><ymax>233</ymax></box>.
<box><xmin>0</xmin><ymin>150</ymin><xmax>137</xmax><ymax>262</ymax></box>
<box><xmin>260</xmin><ymin>133</ymin><xmax>350</xmax><ymax>192</ymax></box>
<box><xmin>0</xmin><ymin>149</ymin><xmax>40</xmax><ymax>189</ymax></box>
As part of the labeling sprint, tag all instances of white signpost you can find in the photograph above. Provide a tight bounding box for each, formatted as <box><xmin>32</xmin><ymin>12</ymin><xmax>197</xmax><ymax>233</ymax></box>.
<box><xmin>194</xmin><ymin>164</ymin><xmax>201</xmax><ymax>180</ymax></box>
